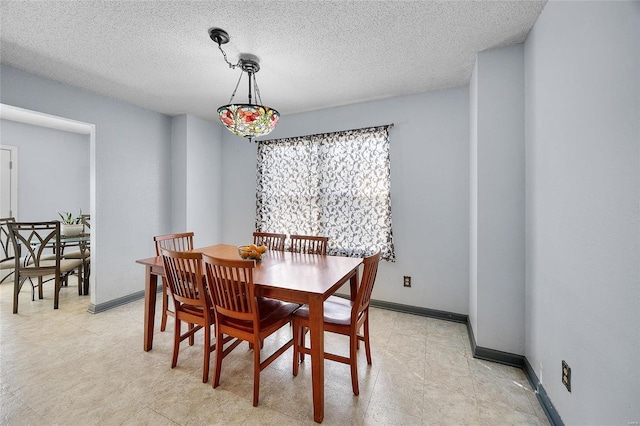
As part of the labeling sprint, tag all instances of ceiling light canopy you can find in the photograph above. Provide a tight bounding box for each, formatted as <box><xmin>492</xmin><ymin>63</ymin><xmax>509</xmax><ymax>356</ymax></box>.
<box><xmin>209</xmin><ymin>27</ymin><xmax>279</xmax><ymax>141</ymax></box>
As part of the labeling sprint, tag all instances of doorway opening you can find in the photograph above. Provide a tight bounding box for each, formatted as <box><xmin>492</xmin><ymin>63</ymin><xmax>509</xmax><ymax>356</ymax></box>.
<box><xmin>0</xmin><ymin>103</ymin><xmax>97</xmax><ymax>307</ymax></box>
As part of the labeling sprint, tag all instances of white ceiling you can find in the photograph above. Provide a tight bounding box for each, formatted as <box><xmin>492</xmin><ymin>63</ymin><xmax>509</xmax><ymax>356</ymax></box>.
<box><xmin>0</xmin><ymin>1</ymin><xmax>546</xmax><ymax>122</ymax></box>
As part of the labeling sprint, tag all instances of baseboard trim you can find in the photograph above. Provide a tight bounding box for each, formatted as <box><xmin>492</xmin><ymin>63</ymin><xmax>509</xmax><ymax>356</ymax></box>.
<box><xmin>334</xmin><ymin>293</ymin><xmax>468</xmax><ymax>324</ymax></box>
<box><xmin>524</xmin><ymin>358</ymin><xmax>564</xmax><ymax>426</ymax></box>
<box><xmin>466</xmin><ymin>322</ymin><xmax>525</xmax><ymax>368</ymax></box>
<box><xmin>87</xmin><ymin>289</ymin><xmax>147</xmax><ymax>314</ymax></box>
<box><xmin>371</xmin><ymin>299</ymin><xmax>468</xmax><ymax>323</ymax></box>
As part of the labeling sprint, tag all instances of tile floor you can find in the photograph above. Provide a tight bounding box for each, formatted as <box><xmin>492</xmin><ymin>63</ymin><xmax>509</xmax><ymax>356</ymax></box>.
<box><xmin>0</xmin><ymin>281</ymin><xmax>550</xmax><ymax>425</ymax></box>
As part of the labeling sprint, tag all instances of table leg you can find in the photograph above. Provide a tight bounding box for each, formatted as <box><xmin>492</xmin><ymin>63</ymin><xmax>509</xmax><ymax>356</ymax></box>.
<box><xmin>308</xmin><ymin>294</ymin><xmax>325</xmax><ymax>423</ymax></box>
<box><xmin>144</xmin><ymin>266</ymin><xmax>157</xmax><ymax>351</ymax></box>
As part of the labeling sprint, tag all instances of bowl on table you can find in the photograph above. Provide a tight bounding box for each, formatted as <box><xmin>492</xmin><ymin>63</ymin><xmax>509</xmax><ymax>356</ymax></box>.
<box><xmin>238</xmin><ymin>244</ymin><xmax>267</xmax><ymax>261</ymax></box>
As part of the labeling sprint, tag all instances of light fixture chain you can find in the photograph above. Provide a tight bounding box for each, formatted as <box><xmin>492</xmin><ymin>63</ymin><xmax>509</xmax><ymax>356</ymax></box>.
<box><xmin>217</xmin><ymin>44</ymin><xmax>240</xmax><ymax>69</ymax></box>
<box><xmin>253</xmin><ymin>74</ymin><xmax>263</xmax><ymax>106</ymax></box>
<box><xmin>228</xmin><ymin>71</ymin><xmax>243</xmax><ymax>104</ymax></box>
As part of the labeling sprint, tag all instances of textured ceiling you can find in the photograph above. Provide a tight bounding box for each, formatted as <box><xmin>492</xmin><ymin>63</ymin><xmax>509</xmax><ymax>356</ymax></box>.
<box><xmin>0</xmin><ymin>0</ymin><xmax>546</xmax><ymax>121</ymax></box>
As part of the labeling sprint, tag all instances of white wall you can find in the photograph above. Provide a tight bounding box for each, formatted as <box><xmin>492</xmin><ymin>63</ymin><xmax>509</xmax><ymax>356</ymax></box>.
<box><xmin>184</xmin><ymin>115</ymin><xmax>223</xmax><ymax>248</ymax></box>
<box><xmin>0</xmin><ymin>119</ymin><xmax>89</xmax><ymax>221</ymax></box>
<box><xmin>170</xmin><ymin>114</ymin><xmax>224</xmax><ymax>247</ymax></box>
<box><xmin>220</xmin><ymin>88</ymin><xmax>471</xmax><ymax>314</ymax></box>
<box><xmin>170</xmin><ymin>115</ymin><xmax>187</xmax><ymax>231</ymax></box>
<box><xmin>524</xmin><ymin>1</ymin><xmax>639</xmax><ymax>423</ymax></box>
<box><xmin>469</xmin><ymin>61</ymin><xmax>479</xmax><ymax>340</ymax></box>
<box><xmin>0</xmin><ymin>64</ymin><xmax>173</xmax><ymax>306</ymax></box>
<box><xmin>470</xmin><ymin>44</ymin><xmax>526</xmax><ymax>355</ymax></box>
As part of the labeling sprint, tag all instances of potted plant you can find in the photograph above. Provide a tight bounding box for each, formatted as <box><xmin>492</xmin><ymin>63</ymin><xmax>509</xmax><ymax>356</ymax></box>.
<box><xmin>58</xmin><ymin>211</ymin><xmax>84</xmax><ymax>237</ymax></box>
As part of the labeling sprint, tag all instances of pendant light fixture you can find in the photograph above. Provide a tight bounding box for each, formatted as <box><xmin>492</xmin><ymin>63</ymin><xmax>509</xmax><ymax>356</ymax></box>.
<box><xmin>209</xmin><ymin>27</ymin><xmax>280</xmax><ymax>141</ymax></box>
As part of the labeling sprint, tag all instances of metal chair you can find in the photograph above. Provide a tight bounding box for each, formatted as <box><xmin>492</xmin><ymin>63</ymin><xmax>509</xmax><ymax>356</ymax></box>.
<box><xmin>8</xmin><ymin>221</ymin><xmax>84</xmax><ymax>313</ymax></box>
<box><xmin>0</xmin><ymin>217</ymin><xmax>16</xmax><ymax>284</ymax></box>
<box><xmin>60</xmin><ymin>214</ymin><xmax>91</xmax><ymax>295</ymax></box>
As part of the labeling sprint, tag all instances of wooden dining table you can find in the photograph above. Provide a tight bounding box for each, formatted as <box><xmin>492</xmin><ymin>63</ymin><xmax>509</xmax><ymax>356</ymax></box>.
<box><xmin>136</xmin><ymin>243</ymin><xmax>362</xmax><ymax>423</ymax></box>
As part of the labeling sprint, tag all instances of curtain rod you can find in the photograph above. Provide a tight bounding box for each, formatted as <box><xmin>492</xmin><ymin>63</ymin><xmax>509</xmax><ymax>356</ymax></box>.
<box><xmin>258</xmin><ymin>123</ymin><xmax>394</xmax><ymax>144</ymax></box>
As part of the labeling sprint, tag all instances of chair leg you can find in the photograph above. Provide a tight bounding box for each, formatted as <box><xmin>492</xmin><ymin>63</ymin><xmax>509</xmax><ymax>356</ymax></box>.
<box><xmin>202</xmin><ymin>323</ymin><xmax>211</xmax><ymax>383</ymax></box>
<box><xmin>188</xmin><ymin>323</ymin><xmax>195</xmax><ymax>345</ymax></box>
<box><xmin>350</xmin><ymin>331</ymin><xmax>360</xmax><ymax>396</ymax></box>
<box><xmin>213</xmin><ymin>330</ymin><xmax>224</xmax><ymax>389</ymax></box>
<box><xmin>160</xmin><ymin>279</ymin><xmax>168</xmax><ymax>332</ymax></box>
<box><xmin>172</xmin><ymin>318</ymin><xmax>181</xmax><ymax>368</ymax></box>
<box><xmin>53</xmin><ymin>276</ymin><xmax>60</xmax><ymax>309</ymax></box>
<box><xmin>292</xmin><ymin>320</ymin><xmax>300</xmax><ymax>376</ymax></box>
<box><xmin>82</xmin><ymin>261</ymin><xmax>90</xmax><ymax>295</ymax></box>
<box><xmin>299</xmin><ymin>326</ymin><xmax>308</xmax><ymax>362</ymax></box>
<box><xmin>253</xmin><ymin>338</ymin><xmax>261</xmax><ymax>407</ymax></box>
<box><xmin>77</xmin><ymin>269</ymin><xmax>83</xmax><ymax>295</ymax></box>
<box><xmin>13</xmin><ymin>276</ymin><xmax>19</xmax><ymax>314</ymax></box>
<box><xmin>38</xmin><ymin>276</ymin><xmax>44</xmax><ymax>299</ymax></box>
<box><xmin>363</xmin><ymin>317</ymin><xmax>372</xmax><ymax>365</ymax></box>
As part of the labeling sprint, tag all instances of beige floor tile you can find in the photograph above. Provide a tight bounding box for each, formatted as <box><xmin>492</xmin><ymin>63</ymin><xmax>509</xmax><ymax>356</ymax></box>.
<box><xmin>472</xmin><ymin>372</ymin><xmax>538</xmax><ymax>416</ymax></box>
<box><xmin>370</xmin><ymin>368</ymin><xmax>426</xmax><ymax>419</ymax></box>
<box><xmin>363</xmin><ymin>402</ymin><xmax>423</xmax><ymax>426</ymax></box>
<box><xmin>120</xmin><ymin>407</ymin><xmax>179</xmax><ymax>426</ymax></box>
<box><xmin>0</xmin><ymin>281</ymin><xmax>550</xmax><ymax>425</ymax></box>
<box><xmin>477</xmin><ymin>400</ymin><xmax>549</xmax><ymax>425</ymax></box>
<box><xmin>423</xmin><ymin>384</ymin><xmax>481</xmax><ymax>425</ymax></box>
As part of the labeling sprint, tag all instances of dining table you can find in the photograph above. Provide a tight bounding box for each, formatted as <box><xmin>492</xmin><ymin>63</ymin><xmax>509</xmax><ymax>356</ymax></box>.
<box><xmin>136</xmin><ymin>243</ymin><xmax>363</xmax><ymax>423</ymax></box>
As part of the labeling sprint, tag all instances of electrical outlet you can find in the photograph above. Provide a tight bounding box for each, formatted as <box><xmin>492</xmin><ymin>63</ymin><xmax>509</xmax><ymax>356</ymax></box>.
<box><xmin>403</xmin><ymin>276</ymin><xmax>411</xmax><ymax>287</ymax></box>
<box><xmin>562</xmin><ymin>360</ymin><xmax>571</xmax><ymax>392</ymax></box>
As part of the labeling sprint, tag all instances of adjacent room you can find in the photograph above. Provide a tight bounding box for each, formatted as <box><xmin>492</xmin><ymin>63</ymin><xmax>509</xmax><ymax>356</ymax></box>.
<box><xmin>0</xmin><ymin>1</ymin><xmax>638</xmax><ymax>425</ymax></box>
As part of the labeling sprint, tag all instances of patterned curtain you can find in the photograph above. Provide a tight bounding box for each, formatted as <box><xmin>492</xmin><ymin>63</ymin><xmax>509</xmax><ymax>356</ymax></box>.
<box><xmin>256</xmin><ymin>125</ymin><xmax>395</xmax><ymax>261</ymax></box>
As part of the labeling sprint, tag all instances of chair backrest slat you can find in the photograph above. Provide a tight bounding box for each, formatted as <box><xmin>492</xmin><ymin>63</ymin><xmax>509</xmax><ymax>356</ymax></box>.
<box><xmin>289</xmin><ymin>235</ymin><xmax>328</xmax><ymax>255</ymax></box>
<box><xmin>160</xmin><ymin>248</ymin><xmax>207</xmax><ymax>309</ymax></box>
<box><xmin>353</xmin><ymin>250</ymin><xmax>382</xmax><ymax>318</ymax></box>
<box><xmin>203</xmin><ymin>255</ymin><xmax>257</xmax><ymax>325</ymax></box>
<box><xmin>8</xmin><ymin>221</ymin><xmax>61</xmax><ymax>275</ymax></box>
<box><xmin>0</xmin><ymin>217</ymin><xmax>16</xmax><ymax>260</ymax></box>
<box><xmin>154</xmin><ymin>232</ymin><xmax>194</xmax><ymax>256</ymax></box>
<box><xmin>253</xmin><ymin>232</ymin><xmax>286</xmax><ymax>251</ymax></box>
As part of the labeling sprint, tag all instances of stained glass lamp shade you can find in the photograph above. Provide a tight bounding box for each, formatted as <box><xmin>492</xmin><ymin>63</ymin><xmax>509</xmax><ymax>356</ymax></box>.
<box><xmin>217</xmin><ymin>104</ymin><xmax>279</xmax><ymax>138</ymax></box>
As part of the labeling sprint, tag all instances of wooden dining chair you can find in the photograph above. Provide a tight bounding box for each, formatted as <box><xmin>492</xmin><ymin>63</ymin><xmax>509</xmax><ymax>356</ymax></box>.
<box><xmin>160</xmin><ymin>247</ymin><xmax>232</xmax><ymax>383</ymax></box>
<box><xmin>154</xmin><ymin>232</ymin><xmax>194</xmax><ymax>332</ymax></box>
<box><xmin>292</xmin><ymin>249</ymin><xmax>381</xmax><ymax>395</ymax></box>
<box><xmin>0</xmin><ymin>217</ymin><xmax>17</xmax><ymax>284</ymax></box>
<box><xmin>8</xmin><ymin>221</ymin><xmax>84</xmax><ymax>314</ymax></box>
<box><xmin>202</xmin><ymin>254</ymin><xmax>299</xmax><ymax>406</ymax></box>
<box><xmin>289</xmin><ymin>234</ymin><xmax>328</xmax><ymax>255</ymax></box>
<box><xmin>252</xmin><ymin>231</ymin><xmax>286</xmax><ymax>251</ymax></box>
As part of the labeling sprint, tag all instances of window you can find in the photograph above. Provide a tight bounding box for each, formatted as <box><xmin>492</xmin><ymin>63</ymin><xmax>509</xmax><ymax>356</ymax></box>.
<box><xmin>256</xmin><ymin>125</ymin><xmax>395</xmax><ymax>261</ymax></box>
